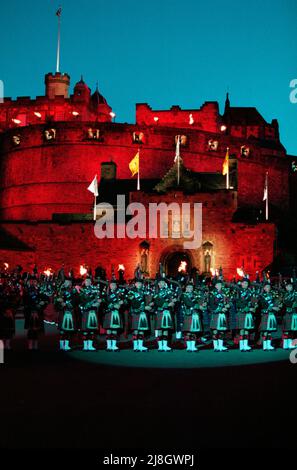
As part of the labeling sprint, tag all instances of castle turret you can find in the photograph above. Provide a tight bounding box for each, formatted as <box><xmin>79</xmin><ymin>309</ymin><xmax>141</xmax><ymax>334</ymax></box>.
<box><xmin>73</xmin><ymin>76</ymin><xmax>91</xmax><ymax>103</ymax></box>
<box><xmin>91</xmin><ymin>85</ymin><xmax>108</xmax><ymax>107</ymax></box>
<box><xmin>91</xmin><ymin>84</ymin><xmax>112</xmax><ymax>121</ymax></box>
<box><xmin>45</xmin><ymin>72</ymin><xmax>70</xmax><ymax>99</ymax></box>
<box><xmin>224</xmin><ymin>92</ymin><xmax>230</xmax><ymax>115</ymax></box>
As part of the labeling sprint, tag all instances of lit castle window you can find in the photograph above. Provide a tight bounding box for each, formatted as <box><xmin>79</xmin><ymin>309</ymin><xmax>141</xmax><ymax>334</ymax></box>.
<box><xmin>208</xmin><ymin>139</ymin><xmax>218</xmax><ymax>151</ymax></box>
<box><xmin>87</xmin><ymin>128</ymin><xmax>100</xmax><ymax>140</ymax></box>
<box><xmin>44</xmin><ymin>128</ymin><xmax>56</xmax><ymax>141</ymax></box>
<box><xmin>12</xmin><ymin>135</ymin><xmax>21</xmax><ymax>146</ymax></box>
<box><xmin>241</xmin><ymin>145</ymin><xmax>250</xmax><ymax>157</ymax></box>
<box><xmin>175</xmin><ymin>135</ymin><xmax>187</xmax><ymax>146</ymax></box>
<box><xmin>133</xmin><ymin>132</ymin><xmax>144</xmax><ymax>144</ymax></box>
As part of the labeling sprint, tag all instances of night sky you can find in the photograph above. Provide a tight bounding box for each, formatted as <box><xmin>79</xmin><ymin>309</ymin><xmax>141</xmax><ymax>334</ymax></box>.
<box><xmin>1</xmin><ymin>0</ymin><xmax>296</xmax><ymax>154</ymax></box>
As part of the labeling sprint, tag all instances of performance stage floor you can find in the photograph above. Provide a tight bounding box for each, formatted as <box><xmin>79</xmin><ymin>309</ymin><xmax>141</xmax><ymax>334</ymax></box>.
<box><xmin>70</xmin><ymin>346</ymin><xmax>292</xmax><ymax>369</ymax></box>
<box><xmin>1</xmin><ymin>320</ymin><xmax>296</xmax><ymax>449</ymax></box>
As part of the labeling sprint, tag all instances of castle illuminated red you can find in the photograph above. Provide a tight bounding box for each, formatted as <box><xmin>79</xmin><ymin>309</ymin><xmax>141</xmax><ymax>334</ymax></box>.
<box><xmin>0</xmin><ymin>71</ymin><xmax>296</xmax><ymax>279</ymax></box>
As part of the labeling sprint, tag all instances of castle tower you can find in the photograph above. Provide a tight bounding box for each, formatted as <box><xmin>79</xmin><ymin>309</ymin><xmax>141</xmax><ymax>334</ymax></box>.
<box><xmin>91</xmin><ymin>84</ymin><xmax>113</xmax><ymax>121</ymax></box>
<box><xmin>73</xmin><ymin>76</ymin><xmax>91</xmax><ymax>103</ymax></box>
<box><xmin>45</xmin><ymin>72</ymin><xmax>70</xmax><ymax>99</ymax></box>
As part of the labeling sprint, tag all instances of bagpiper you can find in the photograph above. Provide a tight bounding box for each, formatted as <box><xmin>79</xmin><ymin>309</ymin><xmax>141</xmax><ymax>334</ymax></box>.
<box><xmin>79</xmin><ymin>278</ymin><xmax>101</xmax><ymax>351</ymax></box>
<box><xmin>23</xmin><ymin>277</ymin><xmax>49</xmax><ymax>350</ymax></box>
<box><xmin>281</xmin><ymin>280</ymin><xmax>297</xmax><ymax>350</ymax></box>
<box><xmin>208</xmin><ymin>279</ymin><xmax>231</xmax><ymax>352</ymax></box>
<box><xmin>234</xmin><ymin>277</ymin><xmax>258</xmax><ymax>351</ymax></box>
<box><xmin>153</xmin><ymin>279</ymin><xmax>177</xmax><ymax>352</ymax></box>
<box><xmin>258</xmin><ymin>282</ymin><xmax>281</xmax><ymax>351</ymax></box>
<box><xmin>102</xmin><ymin>280</ymin><xmax>124</xmax><ymax>351</ymax></box>
<box><xmin>54</xmin><ymin>278</ymin><xmax>80</xmax><ymax>351</ymax></box>
<box><xmin>181</xmin><ymin>283</ymin><xmax>206</xmax><ymax>352</ymax></box>
<box><xmin>127</xmin><ymin>279</ymin><xmax>151</xmax><ymax>352</ymax></box>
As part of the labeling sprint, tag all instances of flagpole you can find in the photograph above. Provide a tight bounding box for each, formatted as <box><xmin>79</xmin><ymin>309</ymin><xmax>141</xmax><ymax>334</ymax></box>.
<box><xmin>266</xmin><ymin>172</ymin><xmax>269</xmax><ymax>221</ymax></box>
<box><xmin>137</xmin><ymin>148</ymin><xmax>140</xmax><ymax>191</ymax></box>
<box><xmin>93</xmin><ymin>174</ymin><xmax>97</xmax><ymax>220</ymax></box>
<box><xmin>93</xmin><ymin>196</ymin><xmax>96</xmax><ymax>220</ymax></box>
<box><xmin>226</xmin><ymin>147</ymin><xmax>229</xmax><ymax>189</ymax></box>
<box><xmin>56</xmin><ymin>8</ymin><xmax>61</xmax><ymax>73</ymax></box>
<box><xmin>176</xmin><ymin>136</ymin><xmax>180</xmax><ymax>186</ymax></box>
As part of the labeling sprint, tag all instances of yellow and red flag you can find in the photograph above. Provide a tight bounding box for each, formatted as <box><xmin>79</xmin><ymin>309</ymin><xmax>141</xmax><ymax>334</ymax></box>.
<box><xmin>222</xmin><ymin>148</ymin><xmax>229</xmax><ymax>176</ymax></box>
<box><xmin>129</xmin><ymin>151</ymin><xmax>139</xmax><ymax>177</ymax></box>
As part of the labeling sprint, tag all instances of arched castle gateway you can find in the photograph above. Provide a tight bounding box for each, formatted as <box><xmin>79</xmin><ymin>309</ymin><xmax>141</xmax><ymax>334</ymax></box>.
<box><xmin>0</xmin><ymin>72</ymin><xmax>296</xmax><ymax>279</ymax></box>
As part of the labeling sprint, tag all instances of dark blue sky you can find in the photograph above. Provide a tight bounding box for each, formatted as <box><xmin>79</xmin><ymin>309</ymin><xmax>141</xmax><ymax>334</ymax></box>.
<box><xmin>1</xmin><ymin>0</ymin><xmax>296</xmax><ymax>154</ymax></box>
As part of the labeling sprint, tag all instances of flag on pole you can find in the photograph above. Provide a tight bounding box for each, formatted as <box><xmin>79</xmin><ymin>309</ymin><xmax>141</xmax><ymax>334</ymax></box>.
<box><xmin>129</xmin><ymin>151</ymin><xmax>139</xmax><ymax>177</ymax></box>
<box><xmin>56</xmin><ymin>7</ymin><xmax>62</xmax><ymax>17</ymax></box>
<box><xmin>87</xmin><ymin>175</ymin><xmax>98</xmax><ymax>196</ymax></box>
<box><xmin>222</xmin><ymin>147</ymin><xmax>229</xmax><ymax>176</ymax></box>
<box><xmin>222</xmin><ymin>147</ymin><xmax>230</xmax><ymax>189</ymax></box>
<box><xmin>87</xmin><ymin>175</ymin><xmax>98</xmax><ymax>221</ymax></box>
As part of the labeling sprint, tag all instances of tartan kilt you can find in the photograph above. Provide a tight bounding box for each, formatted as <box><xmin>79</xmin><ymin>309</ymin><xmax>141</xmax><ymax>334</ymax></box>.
<box><xmin>131</xmin><ymin>312</ymin><xmax>149</xmax><ymax>331</ymax></box>
<box><xmin>81</xmin><ymin>310</ymin><xmax>98</xmax><ymax>332</ymax></box>
<box><xmin>236</xmin><ymin>312</ymin><xmax>255</xmax><ymax>330</ymax></box>
<box><xmin>260</xmin><ymin>313</ymin><xmax>277</xmax><ymax>331</ymax></box>
<box><xmin>155</xmin><ymin>309</ymin><xmax>174</xmax><ymax>330</ymax></box>
<box><xmin>103</xmin><ymin>310</ymin><xmax>123</xmax><ymax>330</ymax></box>
<box><xmin>283</xmin><ymin>313</ymin><xmax>297</xmax><ymax>332</ymax></box>
<box><xmin>210</xmin><ymin>312</ymin><xmax>228</xmax><ymax>331</ymax></box>
<box><xmin>182</xmin><ymin>313</ymin><xmax>202</xmax><ymax>333</ymax></box>
<box><xmin>58</xmin><ymin>310</ymin><xmax>76</xmax><ymax>332</ymax></box>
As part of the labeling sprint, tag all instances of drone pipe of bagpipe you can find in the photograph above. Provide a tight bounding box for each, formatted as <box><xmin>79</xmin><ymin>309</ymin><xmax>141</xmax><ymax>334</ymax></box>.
<box><xmin>165</xmin><ymin>277</ymin><xmax>183</xmax><ymax>299</ymax></box>
<box><xmin>97</xmin><ymin>279</ymin><xmax>109</xmax><ymax>287</ymax></box>
<box><xmin>166</xmin><ymin>277</ymin><xmax>182</xmax><ymax>289</ymax></box>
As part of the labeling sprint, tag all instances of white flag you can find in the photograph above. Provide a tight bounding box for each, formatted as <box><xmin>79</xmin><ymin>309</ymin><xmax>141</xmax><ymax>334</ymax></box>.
<box><xmin>87</xmin><ymin>175</ymin><xmax>98</xmax><ymax>196</ymax></box>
